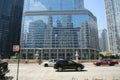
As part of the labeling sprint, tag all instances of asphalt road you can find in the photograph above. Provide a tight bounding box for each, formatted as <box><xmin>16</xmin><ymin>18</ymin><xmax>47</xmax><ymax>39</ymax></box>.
<box><xmin>3</xmin><ymin>63</ymin><xmax>120</xmax><ymax>80</ymax></box>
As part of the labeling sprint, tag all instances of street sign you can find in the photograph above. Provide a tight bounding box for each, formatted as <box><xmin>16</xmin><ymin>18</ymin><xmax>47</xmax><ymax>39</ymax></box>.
<box><xmin>13</xmin><ymin>45</ymin><xmax>19</xmax><ymax>52</ymax></box>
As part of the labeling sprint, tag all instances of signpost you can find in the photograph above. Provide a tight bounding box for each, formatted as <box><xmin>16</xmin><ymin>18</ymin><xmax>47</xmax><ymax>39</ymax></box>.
<box><xmin>13</xmin><ymin>45</ymin><xmax>20</xmax><ymax>80</ymax></box>
<box><xmin>13</xmin><ymin>45</ymin><xmax>19</xmax><ymax>52</ymax></box>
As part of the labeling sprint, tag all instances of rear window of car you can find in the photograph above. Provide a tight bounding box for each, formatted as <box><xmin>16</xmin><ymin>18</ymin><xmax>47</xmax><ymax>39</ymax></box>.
<box><xmin>62</xmin><ymin>61</ymin><xmax>68</xmax><ymax>64</ymax></box>
<box><xmin>107</xmin><ymin>59</ymin><xmax>112</xmax><ymax>61</ymax></box>
<box><xmin>56</xmin><ymin>60</ymin><xmax>68</xmax><ymax>64</ymax></box>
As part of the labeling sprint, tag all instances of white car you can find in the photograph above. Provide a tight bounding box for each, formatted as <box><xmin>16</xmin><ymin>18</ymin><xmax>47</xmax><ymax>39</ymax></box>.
<box><xmin>42</xmin><ymin>59</ymin><xmax>57</xmax><ymax>67</ymax></box>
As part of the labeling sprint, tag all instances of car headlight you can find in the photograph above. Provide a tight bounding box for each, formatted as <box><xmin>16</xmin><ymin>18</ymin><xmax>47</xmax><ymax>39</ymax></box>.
<box><xmin>0</xmin><ymin>67</ymin><xmax>3</xmax><ymax>69</ymax></box>
<box><xmin>0</xmin><ymin>67</ymin><xmax>4</xmax><ymax>72</ymax></box>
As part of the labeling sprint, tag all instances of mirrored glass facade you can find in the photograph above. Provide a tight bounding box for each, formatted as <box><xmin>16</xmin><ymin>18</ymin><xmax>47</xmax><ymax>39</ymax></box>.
<box><xmin>24</xmin><ymin>0</ymin><xmax>84</xmax><ymax>11</ymax></box>
<box><xmin>21</xmin><ymin>0</ymin><xmax>99</xmax><ymax>60</ymax></box>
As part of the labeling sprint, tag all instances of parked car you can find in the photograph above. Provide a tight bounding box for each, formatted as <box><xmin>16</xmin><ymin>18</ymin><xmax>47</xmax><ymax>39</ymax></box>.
<box><xmin>42</xmin><ymin>59</ymin><xmax>57</xmax><ymax>67</ymax></box>
<box><xmin>54</xmin><ymin>60</ymin><xmax>85</xmax><ymax>71</ymax></box>
<box><xmin>0</xmin><ymin>60</ymin><xmax>9</xmax><ymax>77</ymax></box>
<box><xmin>93</xmin><ymin>59</ymin><xmax>119</xmax><ymax>66</ymax></box>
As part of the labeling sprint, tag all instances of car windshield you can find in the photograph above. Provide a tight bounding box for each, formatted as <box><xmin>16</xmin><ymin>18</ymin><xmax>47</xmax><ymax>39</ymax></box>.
<box><xmin>54</xmin><ymin>59</ymin><xmax>57</xmax><ymax>62</ymax></box>
<box><xmin>101</xmin><ymin>59</ymin><xmax>112</xmax><ymax>62</ymax></box>
<box><xmin>49</xmin><ymin>59</ymin><xmax>57</xmax><ymax>62</ymax></box>
<box><xmin>68</xmin><ymin>60</ymin><xmax>75</xmax><ymax>64</ymax></box>
<box><xmin>107</xmin><ymin>59</ymin><xmax>112</xmax><ymax>61</ymax></box>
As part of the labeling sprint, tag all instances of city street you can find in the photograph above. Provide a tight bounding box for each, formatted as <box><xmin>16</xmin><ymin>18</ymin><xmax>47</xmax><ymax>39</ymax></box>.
<box><xmin>1</xmin><ymin>0</ymin><xmax>120</xmax><ymax>80</ymax></box>
<box><xmin>3</xmin><ymin>63</ymin><xmax>120</xmax><ymax>80</ymax></box>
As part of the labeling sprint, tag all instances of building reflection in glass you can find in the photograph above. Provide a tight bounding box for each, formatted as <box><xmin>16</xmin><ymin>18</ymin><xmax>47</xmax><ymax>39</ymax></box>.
<box><xmin>21</xmin><ymin>0</ymin><xmax>99</xmax><ymax>60</ymax></box>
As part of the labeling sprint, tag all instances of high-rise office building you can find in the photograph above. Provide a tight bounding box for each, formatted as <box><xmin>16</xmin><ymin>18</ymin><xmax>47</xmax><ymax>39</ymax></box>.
<box><xmin>0</xmin><ymin>0</ymin><xmax>24</xmax><ymax>58</ymax></box>
<box><xmin>21</xmin><ymin>0</ymin><xmax>99</xmax><ymax>60</ymax></box>
<box><xmin>104</xmin><ymin>0</ymin><xmax>120</xmax><ymax>54</ymax></box>
<box><xmin>99</xmin><ymin>29</ymin><xmax>109</xmax><ymax>52</ymax></box>
<box><xmin>27</xmin><ymin>20</ymin><xmax>46</xmax><ymax>48</ymax></box>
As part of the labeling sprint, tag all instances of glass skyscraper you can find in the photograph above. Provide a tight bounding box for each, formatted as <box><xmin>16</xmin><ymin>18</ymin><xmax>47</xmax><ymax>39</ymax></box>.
<box><xmin>21</xmin><ymin>0</ymin><xmax>99</xmax><ymax>60</ymax></box>
<box><xmin>0</xmin><ymin>0</ymin><xmax>24</xmax><ymax>58</ymax></box>
<box><xmin>99</xmin><ymin>29</ymin><xmax>109</xmax><ymax>52</ymax></box>
<box><xmin>104</xmin><ymin>0</ymin><xmax>120</xmax><ymax>54</ymax></box>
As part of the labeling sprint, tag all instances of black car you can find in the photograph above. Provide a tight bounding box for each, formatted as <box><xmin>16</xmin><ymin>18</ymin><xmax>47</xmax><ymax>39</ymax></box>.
<box><xmin>54</xmin><ymin>60</ymin><xmax>84</xmax><ymax>71</ymax></box>
<box><xmin>0</xmin><ymin>60</ymin><xmax>9</xmax><ymax>77</ymax></box>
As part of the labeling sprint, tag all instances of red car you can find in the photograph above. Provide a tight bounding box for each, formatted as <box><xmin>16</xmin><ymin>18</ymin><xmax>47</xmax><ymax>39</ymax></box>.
<box><xmin>93</xmin><ymin>59</ymin><xmax>119</xmax><ymax>66</ymax></box>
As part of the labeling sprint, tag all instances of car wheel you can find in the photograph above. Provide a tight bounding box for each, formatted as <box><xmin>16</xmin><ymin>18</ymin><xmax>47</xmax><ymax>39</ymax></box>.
<box><xmin>0</xmin><ymin>74</ymin><xmax>5</xmax><ymax>78</ymax></box>
<box><xmin>109</xmin><ymin>64</ymin><xmax>114</xmax><ymax>66</ymax></box>
<box><xmin>96</xmin><ymin>63</ymin><xmax>101</xmax><ymax>66</ymax></box>
<box><xmin>58</xmin><ymin>67</ymin><xmax>63</xmax><ymax>71</ymax></box>
<box><xmin>77</xmin><ymin>67</ymin><xmax>82</xmax><ymax>71</ymax></box>
<box><xmin>44</xmin><ymin>64</ymin><xmax>48</xmax><ymax>67</ymax></box>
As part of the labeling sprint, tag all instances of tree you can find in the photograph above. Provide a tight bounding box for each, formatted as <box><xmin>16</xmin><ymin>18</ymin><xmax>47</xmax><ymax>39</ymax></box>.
<box><xmin>10</xmin><ymin>52</ymin><xmax>19</xmax><ymax>59</ymax></box>
<box><xmin>98</xmin><ymin>54</ymin><xmax>104</xmax><ymax>60</ymax></box>
<box><xmin>104</xmin><ymin>52</ymin><xmax>112</xmax><ymax>58</ymax></box>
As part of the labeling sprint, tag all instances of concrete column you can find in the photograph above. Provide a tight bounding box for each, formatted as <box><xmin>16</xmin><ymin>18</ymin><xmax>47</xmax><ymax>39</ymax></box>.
<box><xmin>41</xmin><ymin>49</ymin><xmax>43</xmax><ymax>60</ymax></box>
<box><xmin>81</xmin><ymin>49</ymin><xmax>82</xmax><ymax>60</ymax></box>
<box><xmin>25</xmin><ymin>49</ymin><xmax>28</xmax><ymax>63</ymax></box>
<box><xmin>73</xmin><ymin>49</ymin><xmax>74</xmax><ymax>60</ymax></box>
<box><xmin>94</xmin><ymin>50</ymin><xmax>97</xmax><ymax>59</ymax></box>
<box><xmin>89</xmin><ymin>49</ymin><xmax>91</xmax><ymax>60</ymax></box>
<box><xmin>34</xmin><ymin>49</ymin><xmax>36</xmax><ymax>59</ymax></box>
<box><xmin>49</xmin><ymin>49</ymin><xmax>51</xmax><ymax>59</ymax></box>
<box><xmin>26</xmin><ymin>49</ymin><xmax>28</xmax><ymax>60</ymax></box>
<box><xmin>94</xmin><ymin>50</ymin><xmax>96</xmax><ymax>59</ymax></box>
<box><xmin>65</xmin><ymin>49</ymin><xmax>66</xmax><ymax>59</ymax></box>
<box><xmin>57</xmin><ymin>49</ymin><xmax>58</xmax><ymax>59</ymax></box>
